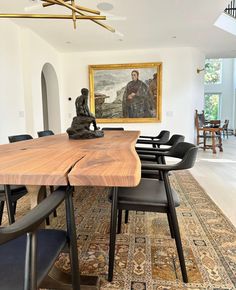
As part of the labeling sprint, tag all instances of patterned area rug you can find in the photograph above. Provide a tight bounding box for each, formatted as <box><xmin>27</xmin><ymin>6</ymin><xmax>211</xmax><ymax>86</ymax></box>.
<box><xmin>3</xmin><ymin>171</ymin><xmax>236</xmax><ymax>290</ymax></box>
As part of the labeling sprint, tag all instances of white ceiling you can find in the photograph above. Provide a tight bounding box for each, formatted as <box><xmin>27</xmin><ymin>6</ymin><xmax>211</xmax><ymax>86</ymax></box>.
<box><xmin>1</xmin><ymin>0</ymin><xmax>236</xmax><ymax>57</ymax></box>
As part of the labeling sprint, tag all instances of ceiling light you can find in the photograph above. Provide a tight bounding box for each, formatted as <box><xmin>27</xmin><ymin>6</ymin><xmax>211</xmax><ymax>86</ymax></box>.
<box><xmin>97</xmin><ymin>2</ymin><xmax>114</xmax><ymax>11</ymax></box>
<box><xmin>0</xmin><ymin>0</ymin><xmax>115</xmax><ymax>32</ymax></box>
<box><xmin>103</xmin><ymin>12</ymin><xmax>126</xmax><ymax>21</ymax></box>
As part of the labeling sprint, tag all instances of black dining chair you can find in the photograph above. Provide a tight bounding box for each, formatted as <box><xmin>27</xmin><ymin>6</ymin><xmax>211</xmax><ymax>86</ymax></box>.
<box><xmin>2</xmin><ymin>135</ymin><xmax>33</xmax><ymax>225</ymax></box>
<box><xmin>102</xmin><ymin>127</ymin><xmax>124</xmax><ymax>131</ymax></box>
<box><xmin>37</xmin><ymin>130</ymin><xmax>57</xmax><ymax>222</ymax></box>
<box><xmin>0</xmin><ymin>185</ymin><xmax>27</xmax><ymax>225</ymax></box>
<box><xmin>8</xmin><ymin>134</ymin><xmax>33</xmax><ymax>143</ymax></box>
<box><xmin>136</xmin><ymin>130</ymin><xmax>170</xmax><ymax>148</ymax></box>
<box><xmin>108</xmin><ymin>142</ymin><xmax>198</xmax><ymax>283</ymax></box>
<box><xmin>136</xmin><ymin>134</ymin><xmax>185</xmax><ymax>156</ymax></box>
<box><xmin>37</xmin><ymin>130</ymin><xmax>54</xmax><ymax>137</ymax></box>
<box><xmin>0</xmin><ymin>186</ymin><xmax>80</xmax><ymax>290</ymax></box>
<box><xmin>138</xmin><ymin>130</ymin><xmax>170</xmax><ymax>141</ymax></box>
<box><xmin>120</xmin><ymin>135</ymin><xmax>186</xmax><ymax>224</ymax></box>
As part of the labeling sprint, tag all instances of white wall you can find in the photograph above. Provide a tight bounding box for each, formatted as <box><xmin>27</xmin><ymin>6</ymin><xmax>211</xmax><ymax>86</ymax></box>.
<box><xmin>20</xmin><ymin>28</ymin><xmax>62</xmax><ymax>135</ymax></box>
<box><xmin>60</xmin><ymin>47</ymin><xmax>205</xmax><ymax>142</ymax></box>
<box><xmin>0</xmin><ymin>21</ymin><xmax>63</xmax><ymax>144</ymax></box>
<box><xmin>0</xmin><ymin>20</ymin><xmax>25</xmax><ymax>144</ymax></box>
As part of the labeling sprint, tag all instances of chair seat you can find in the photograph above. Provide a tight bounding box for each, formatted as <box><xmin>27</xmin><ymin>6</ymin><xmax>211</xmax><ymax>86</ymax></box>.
<box><xmin>109</xmin><ymin>178</ymin><xmax>180</xmax><ymax>210</ymax></box>
<box><xmin>139</xmin><ymin>154</ymin><xmax>156</xmax><ymax>162</ymax></box>
<box><xmin>0</xmin><ymin>229</ymin><xmax>67</xmax><ymax>290</ymax></box>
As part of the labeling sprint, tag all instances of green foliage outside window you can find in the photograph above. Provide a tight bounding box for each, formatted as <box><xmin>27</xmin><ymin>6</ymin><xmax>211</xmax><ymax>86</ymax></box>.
<box><xmin>204</xmin><ymin>59</ymin><xmax>222</xmax><ymax>84</ymax></box>
<box><xmin>204</xmin><ymin>94</ymin><xmax>220</xmax><ymax>120</ymax></box>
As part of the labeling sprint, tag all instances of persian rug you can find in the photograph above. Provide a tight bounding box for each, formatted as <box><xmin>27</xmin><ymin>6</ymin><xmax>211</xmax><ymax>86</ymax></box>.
<box><xmin>3</xmin><ymin>171</ymin><xmax>236</xmax><ymax>290</ymax></box>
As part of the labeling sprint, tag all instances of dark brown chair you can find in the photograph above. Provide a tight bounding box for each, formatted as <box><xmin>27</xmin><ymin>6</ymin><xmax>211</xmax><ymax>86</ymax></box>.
<box><xmin>195</xmin><ymin>110</ymin><xmax>205</xmax><ymax>146</ymax></box>
<box><xmin>108</xmin><ymin>142</ymin><xmax>198</xmax><ymax>283</ymax></box>
<box><xmin>0</xmin><ymin>187</ymin><xmax>80</xmax><ymax>290</ymax></box>
<box><xmin>222</xmin><ymin>120</ymin><xmax>229</xmax><ymax>139</ymax></box>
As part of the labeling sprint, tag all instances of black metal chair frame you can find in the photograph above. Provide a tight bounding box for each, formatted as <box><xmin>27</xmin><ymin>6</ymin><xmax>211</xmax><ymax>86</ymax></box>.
<box><xmin>108</xmin><ymin>142</ymin><xmax>198</xmax><ymax>283</ymax></box>
<box><xmin>0</xmin><ymin>186</ymin><xmax>80</xmax><ymax>290</ymax></box>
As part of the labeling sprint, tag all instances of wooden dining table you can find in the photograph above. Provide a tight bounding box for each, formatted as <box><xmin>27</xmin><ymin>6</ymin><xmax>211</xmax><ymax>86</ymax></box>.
<box><xmin>0</xmin><ymin>130</ymin><xmax>141</xmax><ymax>289</ymax></box>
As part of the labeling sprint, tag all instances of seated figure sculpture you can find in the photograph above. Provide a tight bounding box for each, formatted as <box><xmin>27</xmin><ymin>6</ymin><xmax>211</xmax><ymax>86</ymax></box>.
<box><xmin>67</xmin><ymin>88</ymin><xmax>104</xmax><ymax>139</ymax></box>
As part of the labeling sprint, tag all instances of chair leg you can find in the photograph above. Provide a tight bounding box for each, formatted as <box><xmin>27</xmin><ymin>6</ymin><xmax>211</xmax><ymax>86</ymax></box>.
<box><xmin>125</xmin><ymin>210</ymin><xmax>129</xmax><ymax>224</ymax></box>
<box><xmin>24</xmin><ymin>232</ymin><xmax>37</xmax><ymax>290</ymax></box>
<box><xmin>108</xmin><ymin>187</ymin><xmax>118</xmax><ymax>282</ymax></box>
<box><xmin>0</xmin><ymin>201</ymin><xmax>5</xmax><ymax>225</ymax></box>
<box><xmin>163</xmin><ymin>173</ymin><xmax>188</xmax><ymax>283</ymax></box>
<box><xmin>158</xmin><ymin>157</ymin><xmax>163</xmax><ymax>180</ymax></box>
<box><xmin>65</xmin><ymin>186</ymin><xmax>81</xmax><ymax>290</ymax></box>
<box><xmin>13</xmin><ymin>201</ymin><xmax>17</xmax><ymax>215</ymax></box>
<box><xmin>50</xmin><ymin>186</ymin><xmax>57</xmax><ymax>217</ymax></box>
<box><xmin>171</xmin><ymin>208</ymin><xmax>188</xmax><ymax>283</ymax></box>
<box><xmin>4</xmin><ymin>185</ymin><xmax>15</xmax><ymax>224</ymax></box>
<box><xmin>117</xmin><ymin>209</ymin><xmax>122</xmax><ymax>234</ymax></box>
<box><xmin>46</xmin><ymin>216</ymin><xmax>50</xmax><ymax>226</ymax></box>
<box><xmin>167</xmin><ymin>213</ymin><xmax>175</xmax><ymax>239</ymax></box>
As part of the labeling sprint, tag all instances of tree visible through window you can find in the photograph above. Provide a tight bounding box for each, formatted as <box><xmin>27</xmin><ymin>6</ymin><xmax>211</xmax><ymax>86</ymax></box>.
<box><xmin>204</xmin><ymin>59</ymin><xmax>222</xmax><ymax>84</ymax></box>
<box><xmin>204</xmin><ymin>93</ymin><xmax>220</xmax><ymax>120</ymax></box>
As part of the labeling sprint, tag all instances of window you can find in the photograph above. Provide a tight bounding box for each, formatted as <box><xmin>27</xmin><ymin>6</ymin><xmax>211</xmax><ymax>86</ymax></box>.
<box><xmin>204</xmin><ymin>59</ymin><xmax>222</xmax><ymax>84</ymax></box>
<box><xmin>204</xmin><ymin>93</ymin><xmax>220</xmax><ymax>120</ymax></box>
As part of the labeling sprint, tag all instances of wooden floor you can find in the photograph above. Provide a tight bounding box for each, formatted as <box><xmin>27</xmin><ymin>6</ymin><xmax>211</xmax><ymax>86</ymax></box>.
<box><xmin>190</xmin><ymin>135</ymin><xmax>236</xmax><ymax>227</ymax></box>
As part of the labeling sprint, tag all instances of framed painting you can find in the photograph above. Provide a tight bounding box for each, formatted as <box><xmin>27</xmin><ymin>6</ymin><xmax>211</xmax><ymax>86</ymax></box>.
<box><xmin>89</xmin><ymin>62</ymin><xmax>162</xmax><ymax>123</ymax></box>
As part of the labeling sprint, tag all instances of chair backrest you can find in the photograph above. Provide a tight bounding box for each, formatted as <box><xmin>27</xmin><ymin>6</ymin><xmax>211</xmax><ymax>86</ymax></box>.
<box><xmin>222</xmin><ymin>119</ymin><xmax>229</xmax><ymax>129</ymax></box>
<box><xmin>209</xmin><ymin>120</ymin><xmax>221</xmax><ymax>128</ymax></box>
<box><xmin>102</xmin><ymin>127</ymin><xmax>124</xmax><ymax>131</ymax></box>
<box><xmin>195</xmin><ymin>110</ymin><xmax>205</xmax><ymax>128</ymax></box>
<box><xmin>155</xmin><ymin>130</ymin><xmax>170</xmax><ymax>140</ymax></box>
<box><xmin>8</xmin><ymin>134</ymin><xmax>33</xmax><ymax>143</ymax></box>
<box><xmin>167</xmin><ymin>142</ymin><xmax>198</xmax><ymax>170</ymax></box>
<box><xmin>165</xmin><ymin>134</ymin><xmax>185</xmax><ymax>146</ymax></box>
<box><xmin>157</xmin><ymin>130</ymin><xmax>170</xmax><ymax>143</ymax></box>
<box><xmin>37</xmin><ymin>130</ymin><xmax>54</xmax><ymax>137</ymax></box>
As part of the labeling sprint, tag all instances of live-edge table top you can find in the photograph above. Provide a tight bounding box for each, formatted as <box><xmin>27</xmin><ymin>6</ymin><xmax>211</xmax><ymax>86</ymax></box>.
<box><xmin>0</xmin><ymin>131</ymin><xmax>141</xmax><ymax>187</ymax></box>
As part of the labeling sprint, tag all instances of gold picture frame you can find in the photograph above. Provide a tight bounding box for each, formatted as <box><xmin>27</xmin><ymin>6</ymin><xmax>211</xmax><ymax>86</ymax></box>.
<box><xmin>89</xmin><ymin>62</ymin><xmax>162</xmax><ymax>123</ymax></box>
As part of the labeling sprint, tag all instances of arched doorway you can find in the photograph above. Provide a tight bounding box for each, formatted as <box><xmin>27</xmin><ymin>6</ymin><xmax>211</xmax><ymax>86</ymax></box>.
<box><xmin>41</xmin><ymin>63</ymin><xmax>61</xmax><ymax>133</ymax></box>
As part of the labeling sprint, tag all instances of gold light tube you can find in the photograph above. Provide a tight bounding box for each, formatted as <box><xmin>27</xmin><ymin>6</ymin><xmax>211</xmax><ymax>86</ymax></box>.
<box><xmin>0</xmin><ymin>14</ymin><xmax>106</xmax><ymax>20</ymax></box>
<box><xmin>53</xmin><ymin>0</ymin><xmax>115</xmax><ymax>32</ymax></box>
<box><xmin>42</xmin><ymin>0</ymin><xmax>101</xmax><ymax>15</ymax></box>
<box><xmin>71</xmin><ymin>0</ymin><xmax>76</xmax><ymax>29</ymax></box>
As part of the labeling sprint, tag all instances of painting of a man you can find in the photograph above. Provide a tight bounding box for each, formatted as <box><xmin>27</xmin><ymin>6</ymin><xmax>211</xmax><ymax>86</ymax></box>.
<box><xmin>122</xmin><ymin>70</ymin><xmax>154</xmax><ymax>118</ymax></box>
<box><xmin>89</xmin><ymin>62</ymin><xmax>162</xmax><ymax>123</ymax></box>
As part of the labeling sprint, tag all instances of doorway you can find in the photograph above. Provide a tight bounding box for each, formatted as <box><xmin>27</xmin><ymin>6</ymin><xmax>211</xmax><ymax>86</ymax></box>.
<box><xmin>41</xmin><ymin>63</ymin><xmax>61</xmax><ymax>133</ymax></box>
